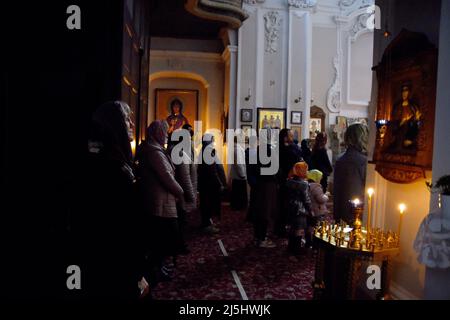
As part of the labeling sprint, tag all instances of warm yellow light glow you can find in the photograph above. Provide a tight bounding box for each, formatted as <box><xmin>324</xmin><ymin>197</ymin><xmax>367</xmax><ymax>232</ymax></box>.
<box><xmin>353</xmin><ymin>198</ymin><xmax>361</xmax><ymax>206</ymax></box>
<box><xmin>367</xmin><ymin>188</ymin><xmax>374</xmax><ymax>198</ymax></box>
<box><xmin>399</xmin><ymin>203</ymin><xmax>406</xmax><ymax>215</ymax></box>
<box><xmin>131</xmin><ymin>139</ymin><xmax>136</xmax><ymax>154</ymax></box>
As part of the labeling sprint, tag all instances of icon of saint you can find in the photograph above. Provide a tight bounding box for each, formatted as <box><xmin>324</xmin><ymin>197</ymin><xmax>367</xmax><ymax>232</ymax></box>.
<box><xmin>387</xmin><ymin>85</ymin><xmax>422</xmax><ymax>153</ymax></box>
<box><xmin>167</xmin><ymin>99</ymin><xmax>189</xmax><ymax>134</ymax></box>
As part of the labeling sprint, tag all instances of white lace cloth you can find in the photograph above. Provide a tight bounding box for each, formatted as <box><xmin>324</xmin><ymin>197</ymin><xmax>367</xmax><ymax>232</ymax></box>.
<box><xmin>414</xmin><ymin>208</ymin><xmax>450</xmax><ymax>269</ymax></box>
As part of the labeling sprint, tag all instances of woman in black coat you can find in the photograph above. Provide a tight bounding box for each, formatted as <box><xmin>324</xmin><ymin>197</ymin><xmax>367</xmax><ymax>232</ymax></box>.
<box><xmin>73</xmin><ymin>101</ymin><xmax>148</xmax><ymax>300</ymax></box>
<box><xmin>198</xmin><ymin>134</ymin><xmax>227</xmax><ymax>233</ymax></box>
<box><xmin>311</xmin><ymin>132</ymin><xmax>333</xmax><ymax>193</ymax></box>
<box><xmin>333</xmin><ymin>123</ymin><xmax>369</xmax><ymax>223</ymax></box>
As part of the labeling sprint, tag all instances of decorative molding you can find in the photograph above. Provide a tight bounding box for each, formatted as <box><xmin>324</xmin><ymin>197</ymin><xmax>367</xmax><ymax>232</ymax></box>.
<box><xmin>185</xmin><ymin>0</ymin><xmax>249</xmax><ymax>29</ymax></box>
<box><xmin>264</xmin><ymin>11</ymin><xmax>282</xmax><ymax>54</ymax></box>
<box><xmin>326</xmin><ymin>56</ymin><xmax>341</xmax><ymax>113</ymax></box>
<box><xmin>339</xmin><ymin>0</ymin><xmax>357</xmax><ymax>9</ymax></box>
<box><xmin>288</xmin><ymin>0</ymin><xmax>317</xmax><ymax>9</ymax></box>
<box><xmin>339</xmin><ymin>0</ymin><xmax>372</xmax><ymax>12</ymax></box>
<box><xmin>243</xmin><ymin>0</ymin><xmax>265</xmax><ymax>4</ymax></box>
<box><xmin>150</xmin><ymin>50</ymin><xmax>223</xmax><ymax>63</ymax></box>
<box><xmin>349</xmin><ymin>12</ymin><xmax>371</xmax><ymax>41</ymax></box>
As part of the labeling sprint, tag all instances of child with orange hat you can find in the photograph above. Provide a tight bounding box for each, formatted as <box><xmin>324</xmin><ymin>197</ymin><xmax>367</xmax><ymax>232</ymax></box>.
<box><xmin>285</xmin><ymin>161</ymin><xmax>312</xmax><ymax>255</ymax></box>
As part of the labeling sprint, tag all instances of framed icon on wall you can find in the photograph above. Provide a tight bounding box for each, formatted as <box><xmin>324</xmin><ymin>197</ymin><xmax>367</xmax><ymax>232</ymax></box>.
<box><xmin>257</xmin><ymin>108</ymin><xmax>286</xmax><ymax>131</ymax></box>
<box><xmin>240</xmin><ymin>109</ymin><xmax>253</xmax><ymax>123</ymax></box>
<box><xmin>291</xmin><ymin>126</ymin><xmax>302</xmax><ymax>142</ymax></box>
<box><xmin>291</xmin><ymin>111</ymin><xmax>302</xmax><ymax>125</ymax></box>
<box><xmin>155</xmin><ymin>89</ymin><xmax>199</xmax><ymax>131</ymax></box>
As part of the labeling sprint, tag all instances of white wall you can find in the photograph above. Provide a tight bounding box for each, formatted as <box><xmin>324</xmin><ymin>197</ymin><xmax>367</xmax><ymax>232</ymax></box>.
<box><xmin>239</xmin><ymin>0</ymin><xmax>374</xmax><ymax>144</ymax></box>
<box><xmin>425</xmin><ymin>0</ymin><xmax>450</xmax><ymax>300</ymax></box>
<box><xmin>365</xmin><ymin>0</ymin><xmax>443</xmax><ymax>299</ymax></box>
<box><xmin>311</xmin><ymin>26</ymin><xmax>337</xmax><ymax>121</ymax></box>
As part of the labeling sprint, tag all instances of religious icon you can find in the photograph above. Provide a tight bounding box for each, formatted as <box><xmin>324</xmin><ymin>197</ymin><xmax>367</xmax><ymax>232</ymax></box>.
<box><xmin>166</xmin><ymin>99</ymin><xmax>189</xmax><ymax>134</ymax></box>
<box><xmin>372</xmin><ymin>30</ymin><xmax>437</xmax><ymax>184</ymax></box>
<box><xmin>386</xmin><ymin>84</ymin><xmax>422</xmax><ymax>154</ymax></box>
<box><xmin>257</xmin><ymin>108</ymin><xmax>286</xmax><ymax>131</ymax></box>
<box><xmin>155</xmin><ymin>89</ymin><xmax>198</xmax><ymax>133</ymax></box>
<box><xmin>309</xmin><ymin>118</ymin><xmax>321</xmax><ymax>139</ymax></box>
<box><xmin>291</xmin><ymin>126</ymin><xmax>302</xmax><ymax>143</ymax></box>
<box><xmin>241</xmin><ymin>109</ymin><xmax>253</xmax><ymax>123</ymax></box>
<box><xmin>291</xmin><ymin>111</ymin><xmax>302</xmax><ymax>125</ymax></box>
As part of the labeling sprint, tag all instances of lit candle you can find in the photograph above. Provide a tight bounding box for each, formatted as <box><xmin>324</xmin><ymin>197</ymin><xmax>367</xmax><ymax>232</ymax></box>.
<box><xmin>398</xmin><ymin>203</ymin><xmax>406</xmax><ymax>244</ymax></box>
<box><xmin>367</xmin><ymin>188</ymin><xmax>374</xmax><ymax>232</ymax></box>
<box><xmin>353</xmin><ymin>198</ymin><xmax>361</xmax><ymax>207</ymax></box>
<box><xmin>131</xmin><ymin>139</ymin><xmax>136</xmax><ymax>155</ymax></box>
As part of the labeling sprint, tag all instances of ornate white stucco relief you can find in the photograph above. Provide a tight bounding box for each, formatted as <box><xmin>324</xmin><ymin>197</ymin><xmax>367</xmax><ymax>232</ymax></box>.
<box><xmin>264</xmin><ymin>11</ymin><xmax>282</xmax><ymax>54</ymax></box>
<box><xmin>288</xmin><ymin>0</ymin><xmax>317</xmax><ymax>9</ymax></box>
<box><xmin>326</xmin><ymin>56</ymin><xmax>341</xmax><ymax>113</ymax></box>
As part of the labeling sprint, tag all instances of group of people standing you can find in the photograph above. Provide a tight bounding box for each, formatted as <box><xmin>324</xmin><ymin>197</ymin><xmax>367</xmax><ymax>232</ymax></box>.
<box><xmin>243</xmin><ymin>128</ymin><xmax>333</xmax><ymax>253</ymax></box>
<box><xmin>74</xmin><ymin>100</ymin><xmax>369</xmax><ymax>300</ymax></box>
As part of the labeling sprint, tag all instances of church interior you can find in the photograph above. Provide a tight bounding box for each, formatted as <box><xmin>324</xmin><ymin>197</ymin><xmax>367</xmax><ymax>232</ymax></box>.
<box><xmin>2</xmin><ymin>0</ymin><xmax>450</xmax><ymax>304</ymax></box>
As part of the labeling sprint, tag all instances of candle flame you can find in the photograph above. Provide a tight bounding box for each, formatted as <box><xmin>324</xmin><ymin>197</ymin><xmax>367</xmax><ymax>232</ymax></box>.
<box><xmin>399</xmin><ymin>203</ymin><xmax>406</xmax><ymax>214</ymax></box>
<box><xmin>353</xmin><ymin>198</ymin><xmax>360</xmax><ymax>206</ymax></box>
<box><xmin>367</xmin><ymin>188</ymin><xmax>374</xmax><ymax>197</ymax></box>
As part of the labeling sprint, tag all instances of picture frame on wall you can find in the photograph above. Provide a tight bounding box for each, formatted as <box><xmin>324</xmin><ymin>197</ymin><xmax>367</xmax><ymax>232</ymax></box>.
<box><xmin>155</xmin><ymin>89</ymin><xmax>199</xmax><ymax>131</ymax></box>
<box><xmin>240</xmin><ymin>125</ymin><xmax>253</xmax><ymax>137</ymax></box>
<box><xmin>309</xmin><ymin>118</ymin><xmax>322</xmax><ymax>139</ymax></box>
<box><xmin>256</xmin><ymin>108</ymin><xmax>286</xmax><ymax>131</ymax></box>
<box><xmin>291</xmin><ymin>111</ymin><xmax>303</xmax><ymax>125</ymax></box>
<box><xmin>240</xmin><ymin>109</ymin><xmax>253</xmax><ymax>123</ymax></box>
<box><xmin>291</xmin><ymin>126</ymin><xmax>302</xmax><ymax>143</ymax></box>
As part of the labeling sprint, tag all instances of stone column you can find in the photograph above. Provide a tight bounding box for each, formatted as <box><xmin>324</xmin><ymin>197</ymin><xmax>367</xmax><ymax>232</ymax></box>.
<box><xmin>424</xmin><ymin>0</ymin><xmax>450</xmax><ymax>300</ymax></box>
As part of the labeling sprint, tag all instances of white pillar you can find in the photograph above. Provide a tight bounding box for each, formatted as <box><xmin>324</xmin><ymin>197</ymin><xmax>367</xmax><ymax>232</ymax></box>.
<box><xmin>425</xmin><ymin>0</ymin><xmax>450</xmax><ymax>300</ymax></box>
<box><xmin>228</xmin><ymin>45</ymin><xmax>239</xmax><ymax>130</ymax></box>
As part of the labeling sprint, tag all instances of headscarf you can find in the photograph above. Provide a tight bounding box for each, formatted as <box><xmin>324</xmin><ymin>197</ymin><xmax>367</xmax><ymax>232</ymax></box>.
<box><xmin>307</xmin><ymin>169</ymin><xmax>323</xmax><ymax>183</ymax></box>
<box><xmin>313</xmin><ymin>132</ymin><xmax>327</xmax><ymax>152</ymax></box>
<box><xmin>345</xmin><ymin>123</ymin><xmax>369</xmax><ymax>153</ymax></box>
<box><xmin>90</xmin><ymin>101</ymin><xmax>132</xmax><ymax>165</ymax></box>
<box><xmin>146</xmin><ymin>120</ymin><xmax>168</xmax><ymax>147</ymax></box>
<box><xmin>288</xmin><ymin>161</ymin><xmax>308</xmax><ymax>179</ymax></box>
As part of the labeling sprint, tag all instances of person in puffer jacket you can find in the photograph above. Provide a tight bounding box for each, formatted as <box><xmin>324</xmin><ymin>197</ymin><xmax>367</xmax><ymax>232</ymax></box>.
<box><xmin>306</xmin><ymin>169</ymin><xmax>329</xmax><ymax>248</ymax></box>
<box><xmin>307</xmin><ymin>170</ymin><xmax>329</xmax><ymax>218</ymax></box>
<box><xmin>285</xmin><ymin>161</ymin><xmax>312</xmax><ymax>255</ymax></box>
<box><xmin>135</xmin><ymin>120</ymin><xmax>184</xmax><ymax>281</ymax></box>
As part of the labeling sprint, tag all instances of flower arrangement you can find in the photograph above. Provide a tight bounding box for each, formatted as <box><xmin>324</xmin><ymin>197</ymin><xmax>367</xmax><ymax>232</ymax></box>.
<box><xmin>426</xmin><ymin>175</ymin><xmax>450</xmax><ymax>196</ymax></box>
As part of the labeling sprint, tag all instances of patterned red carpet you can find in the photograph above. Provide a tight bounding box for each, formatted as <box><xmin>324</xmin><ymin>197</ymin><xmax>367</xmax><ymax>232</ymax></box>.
<box><xmin>151</xmin><ymin>204</ymin><xmax>315</xmax><ymax>300</ymax></box>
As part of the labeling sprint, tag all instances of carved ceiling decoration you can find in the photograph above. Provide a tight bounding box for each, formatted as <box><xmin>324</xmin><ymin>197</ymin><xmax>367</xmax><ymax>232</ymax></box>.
<box><xmin>288</xmin><ymin>0</ymin><xmax>317</xmax><ymax>9</ymax></box>
<box><xmin>185</xmin><ymin>0</ymin><xmax>249</xmax><ymax>29</ymax></box>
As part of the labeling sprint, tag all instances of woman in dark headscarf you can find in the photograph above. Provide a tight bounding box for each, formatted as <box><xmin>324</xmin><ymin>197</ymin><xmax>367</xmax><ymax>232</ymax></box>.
<box><xmin>310</xmin><ymin>132</ymin><xmax>333</xmax><ymax>193</ymax></box>
<box><xmin>301</xmin><ymin>139</ymin><xmax>312</xmax><ymax>168</ymax></box>
<box><xmin>333</xmin><ymin>123</ymin><xmax>369</xmax><ymax>223</ymax></box>
<box><xmin>198</xmin><ymin>134</ymin><xmax>227</xmax><ymax>233</ymax></box>
<box><xmin>135</xmin><ymin>120</ymin><xmax>184</xmax><ymax>281</ymax></box>
<box><xmin>75</xmin><ymin>101</ymin><xmax>148</xmax><ymax>300</ymax></box>
<box><xmin>276</xmin><ymin>128</ymin><xmax>303</xmax><ymax>237</ymax></box>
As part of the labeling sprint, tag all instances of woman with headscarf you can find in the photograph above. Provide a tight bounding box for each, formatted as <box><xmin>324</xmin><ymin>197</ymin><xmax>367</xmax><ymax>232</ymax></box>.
<box><xmin>253</xmin><ymin>128</ymin><xmax>279</xmax><ymax>248</ymax></box>
<box><xmin>197</xmin><ymin>134</ymin><xmax>227</xmax><ymax>233</ymax></box>
<box><xmin>286</xmin><ymin>162</ymin><xmax>312</xmax><ymax>255</ymax></box>
<box><xmin>333</xmin><ymin>123</ymin><xmax>369</xmax><ymax>223</ymax></box>
<box><xmin>311</xmin><ymin>132</ymin><xmax>333</xmax><ymax>193</ymax></box>
<box><xmin>135</xmin><ymin>120</ymin><xmax>184</xmax><ymax>281</ymax></box>
<box><xmin>276</xmin><ymin>128</ymin><xmax>303</xmax><ymax>237</ymax></box>
<box><xmin>76</xmin><ymin>101</ymin><xmax>148</xmax><ymax>300</ymax></box>
<box><xmin>301</xmin><ymin>139</ymin><xmax>312</xmax><ymax>168</ymax></box>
